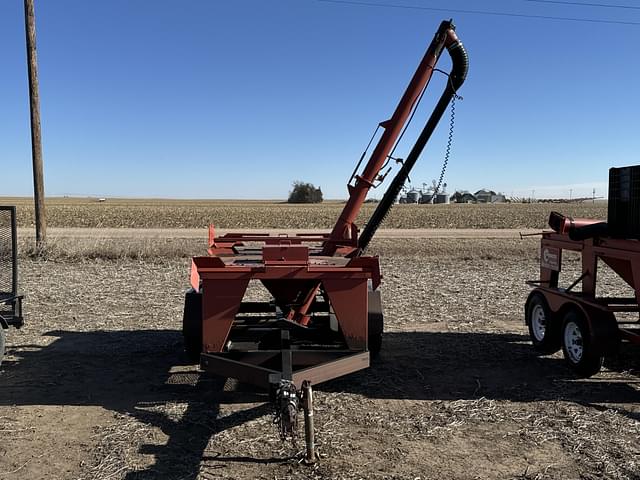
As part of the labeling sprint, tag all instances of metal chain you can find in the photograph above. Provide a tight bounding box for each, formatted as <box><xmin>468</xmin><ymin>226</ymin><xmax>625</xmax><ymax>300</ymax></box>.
<box><xmin>431</xmin><ymin>92</ymin><xmax>462</xmax><ymax>197</ymax></box>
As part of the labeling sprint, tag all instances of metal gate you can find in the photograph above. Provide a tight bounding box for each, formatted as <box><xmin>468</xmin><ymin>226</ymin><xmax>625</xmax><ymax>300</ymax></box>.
<box><xmin>0</xmin><ymin>206</ymin><xmax>23</xmax><ymax>329</ymax></box>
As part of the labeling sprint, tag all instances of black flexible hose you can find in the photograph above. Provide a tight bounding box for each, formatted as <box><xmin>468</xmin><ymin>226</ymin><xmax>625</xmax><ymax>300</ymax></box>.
<box><xmin>357</xmin><ymin>25</ymin><xmax>469</xmax><ymax>254</ymax></box>
<box><xmin>569</xmin><ymin>222</ymin><xmax>609</xmax><ymax>241</ymax></box>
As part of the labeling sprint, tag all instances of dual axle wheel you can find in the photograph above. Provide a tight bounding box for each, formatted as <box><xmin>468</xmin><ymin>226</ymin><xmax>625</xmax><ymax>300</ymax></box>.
<box><xmin>526</xmin><ymin>293</ymin><xmax>607</xmax><ymax>377</ymax></box>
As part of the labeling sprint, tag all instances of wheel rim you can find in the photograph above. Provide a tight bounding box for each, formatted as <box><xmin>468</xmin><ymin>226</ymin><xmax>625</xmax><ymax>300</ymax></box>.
<box><xmin>531</xmin><ymin>304</ymin><xmax>546</xmax><ymax>341</ymax></box>
<box><xmin>564</xmin><ymin>321</ymin><xmax>583</xmax><ymax>363</ymax></box>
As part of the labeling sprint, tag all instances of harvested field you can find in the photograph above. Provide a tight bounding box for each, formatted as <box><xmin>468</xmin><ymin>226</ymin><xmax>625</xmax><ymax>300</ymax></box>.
<box><xmin>4</xmin><ymin>197</ymin><xmax>608</xmax><ymax>230</ymax></box>
<box><xmin>1</xmin><ymin>228</ymin><xmax>639</xmax><ymax>480</ymax></box>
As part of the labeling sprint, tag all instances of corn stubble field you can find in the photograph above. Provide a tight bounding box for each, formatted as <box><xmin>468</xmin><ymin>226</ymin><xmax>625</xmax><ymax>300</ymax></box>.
<box><xmin>1</xmin><ymin>199</ymin><xmax>638</xmax><ymax>480</ymax></box>
<box><xmin>6</xmin><ymin>197</ymin><xmax>608</xmax><ymax>229</ymax></box>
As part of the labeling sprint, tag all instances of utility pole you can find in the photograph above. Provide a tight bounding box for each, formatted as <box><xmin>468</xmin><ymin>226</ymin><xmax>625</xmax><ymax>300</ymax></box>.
<box><xmin>24</xmin><ymin>0</ymin><xmax>46</xmax><ymax>248</ymax></box>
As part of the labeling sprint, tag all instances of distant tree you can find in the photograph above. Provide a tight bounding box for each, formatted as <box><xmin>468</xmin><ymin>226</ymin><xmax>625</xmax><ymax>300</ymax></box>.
<box><xmin>288</xmin><ymin>181</ymin><xmax>323</xmax><ymax>204</ymax></box>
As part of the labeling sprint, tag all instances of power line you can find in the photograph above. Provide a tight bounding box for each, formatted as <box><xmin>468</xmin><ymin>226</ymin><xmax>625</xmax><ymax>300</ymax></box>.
<box><xmin>524</xmin><ymin>0</ymin><xmax>640</xmax><ymax>11</ymax></box>
<box><xmin>315</xmin><ymin>0</ymin><xmax>640</xmax><ymax>26</ymax></box>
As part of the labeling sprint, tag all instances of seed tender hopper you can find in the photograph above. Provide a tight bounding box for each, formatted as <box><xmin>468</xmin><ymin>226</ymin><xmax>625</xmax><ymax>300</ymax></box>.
<box><xmin>183</xmin><ymin>20</ymin><xmax>468</xmax><ymax>394</ymax></box>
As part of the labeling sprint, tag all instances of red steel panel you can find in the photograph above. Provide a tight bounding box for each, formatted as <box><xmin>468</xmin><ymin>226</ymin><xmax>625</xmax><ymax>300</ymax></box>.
<box><xmin>201</xmin><ymin>278</ymin><xmax>249</xmax><ymax>353</ymax></box>
<box><xmin>262</xmin><ymin>245</ymin><xmax>309</xmax><ymax>265</ymax></box>
<box><xmin>323</xmin><ymin>278</ymin><xmax>368</xmax><ymax>350</ymax></box>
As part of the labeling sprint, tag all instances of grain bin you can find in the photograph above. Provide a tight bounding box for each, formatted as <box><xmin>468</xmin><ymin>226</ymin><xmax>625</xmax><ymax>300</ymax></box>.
<box><xmin>434</xmin><ymin>193</ymin><xmax>450</xmax><ymax>204</ymax></box>
<box><xmin>419</xmin><ymin>193</ymin><xmax>433</xmax><ymax>204</ymax></box>
<box><xmin>405</xmin><ymin>190</ymin><xmax>420</xmax><ymax>204</ymax></box>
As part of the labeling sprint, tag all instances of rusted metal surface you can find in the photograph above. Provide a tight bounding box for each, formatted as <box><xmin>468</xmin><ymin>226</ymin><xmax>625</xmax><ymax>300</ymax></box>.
<box><xmin>291</xmin><ymin>352</ymin><xmax>369</xmax><ymax>386</ymax></box>
<box><xmin>200</xmin><ymin>351</ymin><xmax>370</xmax><ymax>389</ymax></box>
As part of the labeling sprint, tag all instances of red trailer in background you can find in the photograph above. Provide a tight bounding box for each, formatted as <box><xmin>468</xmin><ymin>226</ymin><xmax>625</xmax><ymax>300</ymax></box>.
<box><xmin>525</xmin><ymin>211</ymin><xmax>640</xmax><ymax>377</ymax></box>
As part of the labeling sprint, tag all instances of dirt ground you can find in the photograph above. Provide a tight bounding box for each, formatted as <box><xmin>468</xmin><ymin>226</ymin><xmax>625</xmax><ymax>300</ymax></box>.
<box><xmin>1</xmin><ymin>230</ymin><xmax>639</xmax><ymax>480</ymax></box>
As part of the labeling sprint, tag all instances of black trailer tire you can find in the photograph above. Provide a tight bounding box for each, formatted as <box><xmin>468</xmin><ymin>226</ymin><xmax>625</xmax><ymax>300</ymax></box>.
<box><xmin>368</xmin><ymin>333</ymin><xmax>382</xmax><ymax>358</ymax></box>
<box><xmin>561</xmin><ymin>309</ymin><xmax>604</xmax><ymax>377</ymax></box>
<box><xmin>183</xmin><ymin>289</ymin><xmax>203</xmax><ymax>364</ymax></box>
<box><xmin>368</xmin><ymin>290</ymin><xmax>384</xmax><ymax>358</ymax></box>
<box><xmin>526</xmin><ymin>292</ymin><xmax>560</xmax><ymax>354</ymax></box>
<box><xmin>0</xmin><ymin>328</ymin><xmax>5</xmax><ymax>367</ymax></box>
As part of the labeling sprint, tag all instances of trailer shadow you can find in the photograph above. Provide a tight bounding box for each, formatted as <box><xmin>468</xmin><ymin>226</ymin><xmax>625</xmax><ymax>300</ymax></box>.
<box><xmin>0</xmin><ymin>329</ymin><xmax>272</xmax><ymax>479</ymax></box>
<box><xmin>323</xmin><ymin>331</ymin><xmax>640</xmax><ymax>420</ymax></box>
<box><xmin>0</xmin><ymin>328</ymin><xmax>638</xmax><ymax>478</ymax></box>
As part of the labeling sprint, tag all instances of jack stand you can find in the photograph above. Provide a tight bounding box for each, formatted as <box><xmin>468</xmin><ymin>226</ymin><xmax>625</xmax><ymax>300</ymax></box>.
<box><xmin>271</xmin><ymin>330</ymin><xmax>318</xmax><ymax>464</ymax></box>
<box><xmin>301</xmin><ymin>380</ymin><xmax>317</xmax><ymax>464</ymax></box>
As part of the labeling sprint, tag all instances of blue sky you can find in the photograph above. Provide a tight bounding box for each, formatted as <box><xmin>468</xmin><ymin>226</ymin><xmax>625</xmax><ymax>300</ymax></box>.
<box><xmin>1</xmin><ymin>0</ymin><xmax>638</xmax><ymax>199</ymax></box>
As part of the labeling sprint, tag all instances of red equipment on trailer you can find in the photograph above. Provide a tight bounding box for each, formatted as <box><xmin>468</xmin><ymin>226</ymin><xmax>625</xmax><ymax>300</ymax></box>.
<box><xmin>525</xmin><ymin>211</ymin><xmax>640</xmax><ymax>377</ymax></box>
<box><xmin>183</xmin><ymin>20</ymin><xmax>468</xmax><ymax>400</ymax></box>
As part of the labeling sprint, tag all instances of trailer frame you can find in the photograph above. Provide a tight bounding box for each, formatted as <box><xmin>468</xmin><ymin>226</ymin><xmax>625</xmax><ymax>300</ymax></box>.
<box><xmin>525</xmin><ymin>229</ymin><xmax>640</xmax><ymax>376</ymax></box>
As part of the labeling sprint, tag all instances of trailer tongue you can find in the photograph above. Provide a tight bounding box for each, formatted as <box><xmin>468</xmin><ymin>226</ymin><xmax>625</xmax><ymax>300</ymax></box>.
<box><xmin>183</xmin><ymin>19</ymin><xmax>468</xmax><ymax>456</ymax></box>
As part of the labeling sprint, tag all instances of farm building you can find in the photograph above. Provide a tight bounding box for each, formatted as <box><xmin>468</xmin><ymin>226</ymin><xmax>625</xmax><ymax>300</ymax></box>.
<box><xmin>474</xmin><ymin>189</ymin><xmax>506</xmax><ymax>203</ymax></box>
<box><xmin>450</xmin><ymin>190</ymin><xmax>476</xmax><ymax>203</ymax></box>
<box><xmin>474</xmin><ymin>189</ymin><xmax>496</xmax><ymax>203</ymax></box>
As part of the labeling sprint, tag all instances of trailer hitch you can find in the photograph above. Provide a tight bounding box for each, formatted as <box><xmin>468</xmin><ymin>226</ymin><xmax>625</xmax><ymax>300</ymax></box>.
<box><xmin>274</xmin><ymin>380</ymin><xmax>299</xmax><ymax>441</ymax></box>
<box><xmin>271</xmin><ymin>331</ymin><xmax>317</xmax><ymax>463</ymax></box>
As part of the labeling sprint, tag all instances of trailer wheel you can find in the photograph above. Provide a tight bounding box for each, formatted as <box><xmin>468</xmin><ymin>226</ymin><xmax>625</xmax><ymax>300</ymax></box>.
<box><xmin>561</xmin><ymin>310</ymin><xmax>604</xmax><ymax>377</ymax></box>
<box><xmin>0</xmin><ymin>328</ymin><xmax>5</xmax><ymax>367</ymax></box>
<box><xmin>183</xmin><ymin>289</ymin><xmax>203</xmax><ymax>364</ymax></box>
<box><xmin>368</xmin><ymin>290</ymin><xmax>384</xmax><ymax>358</ymax></box>
<box><xmin>526</xmin><ymin>292</ymin><xmax>560</xmax><ymax>354</ymax></box>
<box><xmin>368</xmin><ymin>333</ymin><xmax>382</xmax><ymax>358</ymax></box>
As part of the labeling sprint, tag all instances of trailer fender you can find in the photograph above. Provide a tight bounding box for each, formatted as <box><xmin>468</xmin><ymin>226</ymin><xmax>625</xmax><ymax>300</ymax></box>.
<box><xmin>556</xmin><ymin>302</ymin><xmax>619</xmax><ymax>355</ymax></box>
<box><xmin>580</xmin><ymin>304</ymin><xmax>620</xmax><ymax>355</ymax></box>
